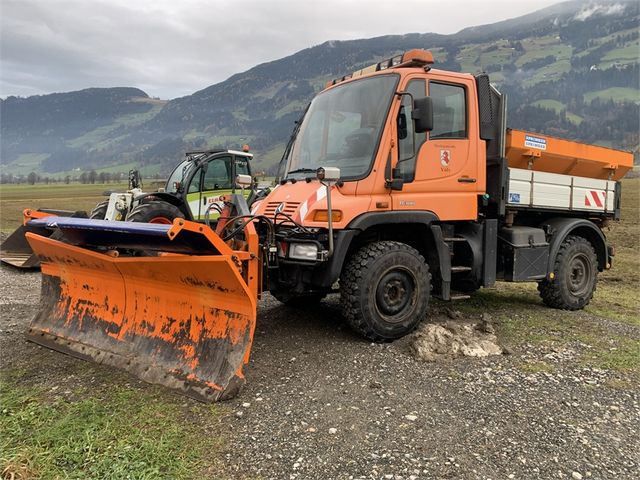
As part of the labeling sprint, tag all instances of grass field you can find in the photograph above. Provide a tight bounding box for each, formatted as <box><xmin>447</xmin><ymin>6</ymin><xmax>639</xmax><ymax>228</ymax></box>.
<box><xmin>599</xmin><ymin>42</ymin><xmax>640</xmax><ymax>69</ymax></box>
<box><xmin>0</xmin><ymin>371</ymin><xmax>223</xmax><ymax>479</ymax></box>
<box><xmin>4</xmin><ymin>154</ymin><xmax>51</xmax><ymax>176</ymax></box>
<box><xmin>0</xmin><ymin>183</ymin><xmax>129</xmax><ymax>232</ymax></box>
<box><xmin>584</xmin><ymin>87</ymin><xmax>640</xmax><ymax>104</ymax></box>
<box><xmin>531</xmin><ymin>99</ymin><xmax>565</xmax><ymax>113</ymax></box>
<box><xmin>67</xmin><ymin>105</ymin><xmax>165</xmax><ymax>149</ymax></box>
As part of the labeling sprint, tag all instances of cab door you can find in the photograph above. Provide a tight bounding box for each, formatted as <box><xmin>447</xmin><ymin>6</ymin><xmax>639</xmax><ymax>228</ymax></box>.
<box><xmin>183</xmin><ymin>157</ymin><xmax>233</xmax><ymax>221</ymax></box>
<box><xmin>391</xmin><ymin>74</ymin><xmax>480</xmax><ymax>221</ymax></box>
<box><xmin>197</xmin><ymin>155</ymin><xmax>251</xmax><ymax>220</ymax></box>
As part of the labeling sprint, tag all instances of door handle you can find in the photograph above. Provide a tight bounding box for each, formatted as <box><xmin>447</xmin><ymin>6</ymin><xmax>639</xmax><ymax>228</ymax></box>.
<box><xmin>202</xmin><ymin>197</ymin><xmax>207</xmax><ymax>205</ymax></box>
<box><xmin>458</xmin><ymin>177</ymin><xmax>476</xmax><ymax>183</ymax></box>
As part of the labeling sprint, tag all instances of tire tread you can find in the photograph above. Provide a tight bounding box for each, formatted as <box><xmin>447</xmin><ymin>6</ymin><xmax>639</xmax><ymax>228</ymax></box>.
<box><xmin>126</xmin><ymin>201</ymin><xmax>184</xmax><ymax>223</ymax></box>
<box><xmin>340</xmin><ymin>241</ymin><xmax>430</xmax><ymax>341</ymax></box>
<box><xmin>538</xmin><ymin>235</ymin><xmax>597</xmax><ymax>310</ymax></box>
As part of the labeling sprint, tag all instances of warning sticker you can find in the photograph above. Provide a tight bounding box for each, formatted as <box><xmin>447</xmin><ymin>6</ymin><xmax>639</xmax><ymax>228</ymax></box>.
<box><xmin>509</xmin><ymin>193</ymin><xmax>521</xmax><ymax>204</ymax></box>
<box><xmin>524</xmin><ymin>135</ymin><xmax>547</xmax><ymax>150</ymax></box>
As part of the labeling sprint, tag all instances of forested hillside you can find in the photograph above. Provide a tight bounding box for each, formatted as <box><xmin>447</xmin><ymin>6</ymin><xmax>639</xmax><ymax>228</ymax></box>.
<box><xmin>1</xmin><ymin>0</ymin><xmax>637</xmax><ymax>179</ymax></box>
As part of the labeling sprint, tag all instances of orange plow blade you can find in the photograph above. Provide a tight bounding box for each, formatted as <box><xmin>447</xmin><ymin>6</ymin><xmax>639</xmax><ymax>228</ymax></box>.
<box><xmin>25</xmin><ymin>222</ymin><xmax>258</xmax><ymax>402</ymax></box>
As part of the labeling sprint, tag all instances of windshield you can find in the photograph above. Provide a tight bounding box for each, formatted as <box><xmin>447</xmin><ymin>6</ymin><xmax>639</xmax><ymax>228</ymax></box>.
<box><xmin>286</xmin><ymin>74</ymin><xmax>399</xmax><ymax>179</ymax></box>
<box><xmin>165</xmin><ymin>159</ymin><xmax>196</xmax><ymax>193</ymax></box>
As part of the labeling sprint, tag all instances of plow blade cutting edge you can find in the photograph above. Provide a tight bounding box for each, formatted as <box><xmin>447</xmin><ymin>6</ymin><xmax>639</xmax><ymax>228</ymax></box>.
<box><xmin>24</xmin><ymin>219</ymin><xmax>259</xmax><ymax>402</ymax></box>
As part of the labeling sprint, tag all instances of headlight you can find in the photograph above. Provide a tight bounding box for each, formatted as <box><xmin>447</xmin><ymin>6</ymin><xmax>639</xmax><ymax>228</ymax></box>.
<box><xmin>289</xmin><ymin>243</ymin><xmax>318</xmax><ymax>261</ymax></box>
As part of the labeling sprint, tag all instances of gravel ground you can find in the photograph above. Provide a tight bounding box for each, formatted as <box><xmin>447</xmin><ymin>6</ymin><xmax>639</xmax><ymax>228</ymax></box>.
<box><xmin>1</xmin><ymin>265</ymin><xmax>638</xmax><ymax>480</ymax></box>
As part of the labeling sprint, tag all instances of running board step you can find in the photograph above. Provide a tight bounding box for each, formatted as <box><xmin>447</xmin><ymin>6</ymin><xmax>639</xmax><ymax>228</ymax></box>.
<box><xmin>450</xmin><ymin>294</ymin><xmax>471</xmax><ymax>301</ymax></box>
<box><xmin>451</xmin><ymin>266</ymin><xmax>472</xmax><ymax>273</ymax></box>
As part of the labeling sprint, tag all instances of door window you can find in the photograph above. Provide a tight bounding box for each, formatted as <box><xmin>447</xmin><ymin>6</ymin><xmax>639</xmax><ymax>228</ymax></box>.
<box><xmin>203</xmin><ymin>156</ymin><xmax>232</xmax><ymax>191</ymax></box>
<box><xmin>397</xmin><ymin>79</ymin><xmax>427</xmax><ymax>182</ymax></box>
<box><xmin>235</xmin><ymin>157</ymin><xmax>250</xmax><ymax>177</ymax></box>
<box><xmin>429</xmin><ymin>82</ymin><xmax>467</xmax><ymax>139</ymax></box>
<box><xmin>187</xmin><ymin>168</ymin><xmax>202</xmax><ymax>193</ymax></box>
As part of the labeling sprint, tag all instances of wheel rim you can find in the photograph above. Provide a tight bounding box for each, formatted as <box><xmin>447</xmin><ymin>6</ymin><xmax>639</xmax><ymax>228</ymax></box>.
<box><xmin>566</xmin><ymin>253</ymin><xmax>592</xmax><ymax>296</ymax></box>
<box><xmin>148</xmin><ymin>216</ymin><xmax>173</xmax><ymax>224</ymax></box>
<box><xmin>374</xmin><ymin>266</ymin><xmax>417</xmax><ymax>322</ymax></box>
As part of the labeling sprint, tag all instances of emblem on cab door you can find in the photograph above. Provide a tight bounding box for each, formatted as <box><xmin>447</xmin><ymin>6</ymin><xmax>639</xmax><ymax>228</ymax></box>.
<box><xmin>440</xmin><ymin>149</ymin><xmax>451</xmax><ymax>168</ymax></box>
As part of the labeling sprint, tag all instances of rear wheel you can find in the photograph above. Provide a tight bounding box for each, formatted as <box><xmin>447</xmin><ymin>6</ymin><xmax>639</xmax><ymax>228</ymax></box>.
<box><xmin>89</xmin><ymin>200</ymin><xmax>109</xmax><ymax>219</ymax></box>
<box><xmin>538</xmin><ymin>235</ymin><xmax>598</xmax><ymax>310</ymax></box>
<box><xmin>126</xmin><ymin>201</ymin><xmax>184</xmax><ymax>224</ymax></box>
<box><xmin>340</xmin><ymin>241</ymin><xmax>430</xmax><ymax>341</ymax></box>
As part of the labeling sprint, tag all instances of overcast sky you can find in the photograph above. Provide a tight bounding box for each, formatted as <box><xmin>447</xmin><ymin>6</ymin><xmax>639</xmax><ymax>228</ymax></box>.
<box><xmin>1</xmin><ymin>0</ymin><xmax>561</xmax><ymax>100</ymax></box>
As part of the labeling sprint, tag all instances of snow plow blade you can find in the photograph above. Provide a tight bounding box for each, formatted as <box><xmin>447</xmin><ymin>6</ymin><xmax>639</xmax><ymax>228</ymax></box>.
<box><xmin>1</xmin><ymin>209</ymin><xmax>87</xmax><ymax>269</ymax></box>
<box><xmin>25</xmin><ymin>217</ymin><xmax>259</xmax><ymax>402</ymax></box>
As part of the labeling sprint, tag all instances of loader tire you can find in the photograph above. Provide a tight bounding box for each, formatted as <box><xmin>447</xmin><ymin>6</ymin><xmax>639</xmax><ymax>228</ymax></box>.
<box><xmin>271</xmin><ymin>291</ymin><xmax>326</xmax><ymax>307</ymax></box>
<box><xmin>89</xmin><ymin>200</ymin><xmax>109</xmax><ymax>219</ymax></box>
<box><xmin>340</xmin><ymin>241</ymin><xmax>430</xmax><ymax>342</ymax></box>
<box><xmin>126</xmin><ymin>201</ymin><xmax>184</xmax><ymax>224</ymax></box>
<box><xmin>538</xmin><ymin>235</ymin><xmax>597</xmax><ymax>310</ymax></box>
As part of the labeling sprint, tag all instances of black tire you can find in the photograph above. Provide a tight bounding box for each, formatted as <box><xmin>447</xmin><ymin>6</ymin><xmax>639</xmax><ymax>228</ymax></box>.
<box><xmin>89</xmin><ymin>200</ymin><xmax>109</xmax><ymax>219</ymax></box>
<box><xmin>271</xmin><ymin>291</ymin><xmax>326</xmax><ymax>307</ymax></box>
<box><xmin>126</xmin><ymin>201</ymin><xmax>184</xmax><ymax>224</ymax></box>
<box><xmin>538</xmin><ymin>235</ymin><xmax>598</xmax><ymax>310</ymax></box>
<box><xmin>340</xmin><ymin>241</ymin><xmax>431</xmax><ymax>341</ymax></box>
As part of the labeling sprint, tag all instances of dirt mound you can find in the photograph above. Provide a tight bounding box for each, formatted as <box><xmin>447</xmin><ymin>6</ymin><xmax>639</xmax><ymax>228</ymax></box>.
<box><xmin>409</xmin><ymin>312</ymin><xmax>503</xmax><ymax>361</ymax></box>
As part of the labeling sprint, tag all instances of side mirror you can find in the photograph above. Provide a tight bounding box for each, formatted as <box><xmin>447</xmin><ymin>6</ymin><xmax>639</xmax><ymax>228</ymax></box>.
<box><xmin>236</xmin><ymin>174</ymin><xmax>252</xmax><ymax>188</ymax></box>
<box><xmin>412</xmin><ymin>97</ymin><xmax>433</xmax><ymax>133</ymax></box>
<box><xmin>316</xmin><ymin>166</ymin><xmax>340</xmax><ymax>183</ymax></box>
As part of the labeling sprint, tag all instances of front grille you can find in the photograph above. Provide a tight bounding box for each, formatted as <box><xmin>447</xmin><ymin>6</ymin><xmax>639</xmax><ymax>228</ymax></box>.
<box><xmin>264</xmin><ymin>201</ymin><xmax>300</xmax><ymax>218</ymax></box>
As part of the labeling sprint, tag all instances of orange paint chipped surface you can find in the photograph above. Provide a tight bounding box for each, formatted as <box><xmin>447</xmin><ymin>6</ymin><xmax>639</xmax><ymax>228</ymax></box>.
<box><xmin>25</xmin><ymin>231</ymin><xmax>259</xmax><ymax>399</ymax></box>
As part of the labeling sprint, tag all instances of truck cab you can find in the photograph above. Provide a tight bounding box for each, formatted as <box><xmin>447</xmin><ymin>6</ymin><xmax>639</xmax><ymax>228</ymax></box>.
<box><xmin>164</xmin><ymin>149</ymin><xmax>253</xmax><ymax>221</ymax></box>
<box><xmin>254</xmin><ymin>49</ymin><xmax>633</xmax><ymax>341</ymax></box>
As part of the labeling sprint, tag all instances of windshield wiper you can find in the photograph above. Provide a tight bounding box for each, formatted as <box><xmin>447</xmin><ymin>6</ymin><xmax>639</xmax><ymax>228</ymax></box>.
<box><xmin>286</xmin><ymin>168</ymin><xmax>316</xmax><ymax>176</ymax></box>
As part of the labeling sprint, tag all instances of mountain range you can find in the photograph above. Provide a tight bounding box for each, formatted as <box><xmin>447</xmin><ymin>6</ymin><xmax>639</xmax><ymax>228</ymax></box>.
<box><xmin>1</xmin><ymin>0</ymin><xmax>638</xmax><ymax>179</ymax></box>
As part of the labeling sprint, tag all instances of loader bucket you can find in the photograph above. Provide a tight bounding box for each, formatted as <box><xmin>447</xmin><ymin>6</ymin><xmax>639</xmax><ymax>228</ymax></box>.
<box><xmin>1</xmin><ymin>209</ymin><xmax>87</xmax><ymax>269</ymax></box>
<box><xmin>24</xmin><ymin>218</ymin><xmax>259</xmax><ymax>402</ymax></box>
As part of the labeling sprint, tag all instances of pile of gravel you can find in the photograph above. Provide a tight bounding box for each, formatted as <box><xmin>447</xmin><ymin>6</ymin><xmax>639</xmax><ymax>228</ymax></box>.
<box><xmin>409</xmin><ymin>313</ymin><xmax>503</xmax><ymax>361</ymax></box>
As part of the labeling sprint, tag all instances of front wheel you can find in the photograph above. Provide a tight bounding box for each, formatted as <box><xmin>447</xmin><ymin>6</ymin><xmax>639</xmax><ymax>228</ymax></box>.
<box><xmin>340</xmin><ymin>241</ymin><xmax>431</xmax><ymax>341</ymax></box>
<box><xmin>126</xmin><ymin>201</ymin><xmax>184</xmax><ymax>224</ymax></box>
<box><xmin>538</xmin><ymin>235</ymin><xmax>598</xmax><ymax>310</ymax></box>
<box><xmin>89</xmin><ymin>200</ymin><xmax>109</xmax><ymax>219</ymax></box>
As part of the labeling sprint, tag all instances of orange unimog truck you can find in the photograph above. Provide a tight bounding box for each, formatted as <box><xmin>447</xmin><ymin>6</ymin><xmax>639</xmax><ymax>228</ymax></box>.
<box><xmin>256</xmin><ymin>49</ymin><xmax>632</xmax><ymax>341</ymax></box>
<box><xmin>22</xmin><ymin>49</ymin><xmax>633</xmax><ymax>401</ymax></box>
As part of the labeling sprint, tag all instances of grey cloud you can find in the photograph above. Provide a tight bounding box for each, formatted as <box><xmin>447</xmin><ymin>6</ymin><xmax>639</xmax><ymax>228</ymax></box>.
<box><xmin>1</xmin><ymin>0</ymin><xmax>560</xmax><ymax>99</ymax></box>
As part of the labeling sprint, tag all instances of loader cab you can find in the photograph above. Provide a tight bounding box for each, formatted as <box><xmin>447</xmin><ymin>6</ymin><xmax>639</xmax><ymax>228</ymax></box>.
<box><xmin>166</xmin><ymin>150</ymin><xmax>252</xmax><ymax>221</ymax></box>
